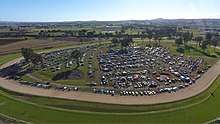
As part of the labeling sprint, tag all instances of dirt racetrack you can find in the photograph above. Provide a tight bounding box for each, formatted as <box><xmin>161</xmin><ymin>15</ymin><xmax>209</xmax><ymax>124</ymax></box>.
<box><xmin>0</xmin><ymin>58</ymin><xmax>220</xmax><ymax>105</ymax></box>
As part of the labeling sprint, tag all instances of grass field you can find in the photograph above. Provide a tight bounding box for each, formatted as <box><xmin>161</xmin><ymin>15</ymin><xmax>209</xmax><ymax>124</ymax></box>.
<box><xmin>0</xmin><ymin>41</ymin><xmax>109</xmax><ymax>67</ymax></box>
<box><xmin>158</xmin><ymin>39</ymin><xmax>220</xmax><ymax>57</ymax></box>
<box><xmin>1</xmin><ymin>77</ymin><xmax>215</xmax><ymax>113</ymax></box>
<box><xmin>0</xmin><ymin>38</ymin><xmax>104</xmax><ymax>55</ymax></box>
<box><xmin>0</xmin><ymin>113</ymin><xmax>25</xmax><ymax>124</ymax></box>
<box><xmin>0</xmin><ymin>75</ymin><xmax>220</xmax><ymax>123</ymax></box>
<box><xmin>0</xmin><ymin>38</ymin><xmax>27</xmax><ymax>46</ymax></box>
<box><xmin>20</xmin><ymin>43</ymin><xmax>109</xmax><ymax>86</ymax></box>
<box><xmin>29</xmin><ymin>46</ymin><xmax>101</xmax><ymax>86</ymax></box>
<box><xmin>0</xmin><ymin>53</ymin><xmax>20</xmax><ymax>66</ymax></box>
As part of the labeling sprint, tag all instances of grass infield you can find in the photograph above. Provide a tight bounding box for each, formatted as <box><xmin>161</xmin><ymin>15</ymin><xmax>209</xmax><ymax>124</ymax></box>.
<box><xmin>0</xmin><ymin>41</ymin><xmax>220</xmax><ymax>123</ymax></box>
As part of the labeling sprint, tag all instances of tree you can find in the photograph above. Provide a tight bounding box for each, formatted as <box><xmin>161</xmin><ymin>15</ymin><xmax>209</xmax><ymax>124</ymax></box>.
<box><xmin>120</xmin><ymin>36</ymin><xmax>133</xmax><ymax>50</ymax></box>
<box><xmin>194</xmin><ymin>36</ymin><xmax>203</xmax><ymax>47</ymax></box>
<box><xmin>147</xmin><ymin>32</ymin><xmax>153</xmax><ymax>46</ymax></box>
<box><xmin>21</xmin><ymin>48</ymin><xmax>34</xmax><ymax>62</ymax></box>
<box><xmin>31</xmin><ymin>53</ymin><xmax>43</xmax><ymax>65</ymax></box>
<box><xmin>182</xmin><ymin>32</ymin><xmax>191</xmax><ymax>46</ymax></box>
<box><xmin>111</xmin><ymin>38</ymin><xmax>119</xmax><ymax>46</ymax></box>
<box><xmin>87</xmin><ymin>31</ymin><xmax>96</xmax><ymax>37</ymax></box>
<box><xmin>205</xmin><ymin>32</ymin><xmax>213</xmax><ymax>42</ymax></box>
<box><xmin>175</xmin><ymin>37</ymin><xmax>183</xmax><ymax>47</ymax></box>
<box><xmin>78</xmin><ymin>29</ymin><xmax>87</xmax><ymax>36</ymax></box>
<box><xmin>140</xmin><ymin>31</ymin><xmax>146</xmax><ymax>40</ymax></box>
<box><xmin>153</xmin><ymin>33</ymin><xmax>161</xmax><ymax>46</ymax></box>
<box><xmin>120</xmin><ymin>38</ymin><xmax>129</xmax><ymax>48</ymax></box>
<box><xmin>158</xmin><ymin>36</ymin><xmax>162</xmax><ymax>46</ymax></box>
<box><xmin>71</xmin><ymin>50</ymin><xmax>82</xmax><ymax>69</ymax></box>
<box><xmin>21</xmin><ymin>48</ymin><xmax>43</xmax><ymax>65</ymax></box>
<box><xmin>128</xmin><ymin>36</ymin><xmax>134</xmax><ymax>46</ymax></box>
<box><xmin>211</xmin><ymin>35</ymin><xmax>219</xmax><ymax>51</ymax></box>
<box><xmin>120</xmin><ymin>29</ymin><xmax>126</xmax><ymax>34</ymax></box>
<box><xmin>205</xmin><ymin>32</ymin><xmax>214</xmax><ymax>51</ymax></box>
<box><xmin>21</xmin><ymin>48</ymin><xmax>30</xmax><ymax>61</ymax></box>
<box><xmin>201</xmin><ymin>40</ymin><xmax>209</xmax><ymax>51</ymax></box>
<box><xmin>153</xmin><ymin>33</ymin><xmax>158</xmax><ymax>45</ymax></box>
<box><xmin>190</xmin><ymin>32</ymin><xmax>194</xmax><ymax>41</ymax></box>
<box><xmin>38</xmin><ymin>30</ymin><xmax>48</xmax><ymax>38</ymax></box>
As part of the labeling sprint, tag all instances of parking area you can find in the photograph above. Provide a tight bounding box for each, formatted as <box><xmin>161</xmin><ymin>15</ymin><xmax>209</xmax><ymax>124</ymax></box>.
<box><xmin>96</xmin><ymin>46</ymin><xmax>208</xmax><ymax>96</ymax></box>
<box><xmin>0</xmin><ymin>45</ymin><xmax>209</xmax><ymax>97</ymax></box>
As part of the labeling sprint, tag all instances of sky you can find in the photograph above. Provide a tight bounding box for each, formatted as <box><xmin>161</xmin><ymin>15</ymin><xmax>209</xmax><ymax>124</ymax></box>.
<box><xmin>0</xmin><ymin>0</ymin><xmax>220</xmax><ymax>22</ymax></box>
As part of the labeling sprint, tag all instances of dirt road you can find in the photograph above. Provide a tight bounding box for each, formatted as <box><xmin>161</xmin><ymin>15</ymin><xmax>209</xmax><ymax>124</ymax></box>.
<box><xmin>0</xmin><ymin>58</ymin><xmax>220</xmax><ymax>105</ymax></box>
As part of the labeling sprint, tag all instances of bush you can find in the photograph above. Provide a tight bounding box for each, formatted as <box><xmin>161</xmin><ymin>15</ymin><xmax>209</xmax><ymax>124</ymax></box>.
<box><xmin>208</xmin><ymin>54</ymin><xmax>218</xmax><ymax>58</ymax></box>
<box><xmin>176</xmin><ymin>47</ymin><xmax>185</xmax><ymax>53</ymax></box>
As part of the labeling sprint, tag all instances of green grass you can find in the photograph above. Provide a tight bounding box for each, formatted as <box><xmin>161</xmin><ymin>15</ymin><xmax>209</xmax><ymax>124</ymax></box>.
<box><xmin>0</xmin><ymin>40</ymin><xmax>109</xmax><ymax>65</ymax></box>
<box><xmin>0</xmin><ymin>82</ymin><xmax>212</xmax><ymax>113</ymax></box>
<box><xmin>28</xmin><ymin>44</ymin><xmax>103</xmax><ymax>86</ymax></box>
<box><xmin>149</xmin><ymin>39</ymin><xmax>220</xmax><ymax>58</ymax></box>
<box><xmin>0</xmin><ymin>53</ymin><xmax>20</xmax><ymax>66</ymax></box>
<box><xmin>29</xmin><ymin>57</ymin><xmax>97</xmax><ymax>86</ymax></box>
<box><xmin>158</xmin><ymin>40</ymin><xmax>219</xmax><ymax>66</ymax></box>
<box><xmin>1</xmin><ymin>40</ymin><xmax>220</xmax><ymax>123</ymax></box>
<box><xmin>0</xmin><ymin>114</ymin><xmax>25</xmax><ymax>124</ymax></box>
<box><xmin>0</xmin><ymin>76</ymin><xmax>220</xmax><ymax>123</ymax></box>
<box><xmin>20</xmin><ymin>75</ymin><xmax>37</xmax><ymax>82</ymax></box>
<box><xmin>31</xmin><ymin>70</ymin><xmax>54</xmax><ymax>81</ymax></box>
<box><xmin>0</xmin><ymin>41</ymin><xmax>111</xmax><ymax>86</ymax></box>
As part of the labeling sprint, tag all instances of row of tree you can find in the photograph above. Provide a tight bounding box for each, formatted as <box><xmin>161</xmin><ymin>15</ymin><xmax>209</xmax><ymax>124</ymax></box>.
<box><xmin>36</xmin><ymin>26</ymin><xmax>178</xmax><ymax>39</ymax></box>
<box><xmin>21</xmin><ymin>48</ymin><xmax>43</xmax><ymax>65</ymax></box>
<box><xmin>175</xmin><ymin>31</ymin><xmax>194</xmax><ymax>47</ymax></box>
<box><xmin>175</xmin><ymin>32</ymin><xmax>220</xmax><ymax>51</ymax></box>
<box><xmin>111</xmin><ymin>36</ymin><xmax>134</xmax><ymax>50</ymax></box>
<box><xmin>196</xmin><ymin>33</ymin><xmax>219</xmax><ymax>49</ymax></box>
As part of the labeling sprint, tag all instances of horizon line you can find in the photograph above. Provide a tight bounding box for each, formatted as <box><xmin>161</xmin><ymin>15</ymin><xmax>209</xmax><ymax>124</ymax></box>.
<box><xmin>1</xmin><ymin>18</ymin><xmax>220</xmax><ymax>23</ymax></box>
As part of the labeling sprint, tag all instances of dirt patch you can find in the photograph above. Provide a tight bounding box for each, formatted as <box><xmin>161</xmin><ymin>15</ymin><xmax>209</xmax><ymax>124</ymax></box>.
<box><xmin>0</xmin><ymin>39</ymin><xmax>80</xmax><ymax>55</ymax></box>
<box><xmin>0</xmin><ymin>38</ymin><xmax>26</xmax><ymax>46</ymax></box>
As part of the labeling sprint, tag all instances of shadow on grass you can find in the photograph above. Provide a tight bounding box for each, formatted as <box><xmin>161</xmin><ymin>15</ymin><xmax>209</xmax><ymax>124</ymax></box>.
<box><xmin>52</xmin><ymin>67</ymin><xmax>83</xmax><ymax>81</ymax></box>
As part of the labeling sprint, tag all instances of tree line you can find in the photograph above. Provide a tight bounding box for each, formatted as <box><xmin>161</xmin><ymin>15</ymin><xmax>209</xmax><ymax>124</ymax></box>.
<box><xmin>175</xmin><ymin>32</ymin><xmax>220</xmax><ymax>51</ymax></box>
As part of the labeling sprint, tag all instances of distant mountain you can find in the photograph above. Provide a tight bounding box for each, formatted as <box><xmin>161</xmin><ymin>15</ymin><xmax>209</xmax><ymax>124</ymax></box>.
<box><xmin>1</xmin><ymin>19</ymin><xmax>220</xmax><ymax>27</ymax></box>
<box><xmin>146</xmin><ymin>19</ymin><xmax>220</xmax><ymax>27</ymax></box>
